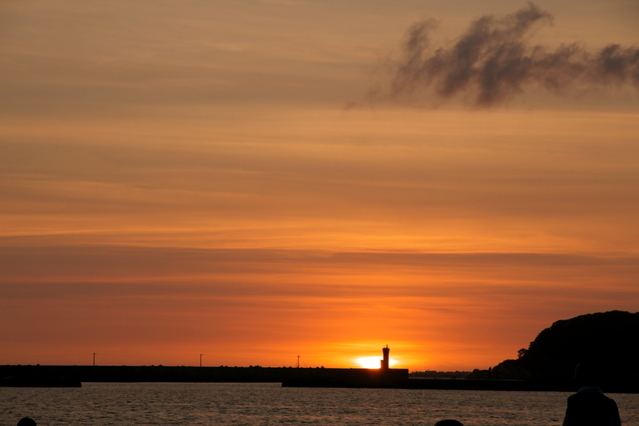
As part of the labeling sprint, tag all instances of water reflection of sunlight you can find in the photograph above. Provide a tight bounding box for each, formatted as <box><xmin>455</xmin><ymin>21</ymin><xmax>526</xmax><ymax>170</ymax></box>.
<box><xmin>355</xmin><ymin>356</ymin><xmax>398</xmax><ymax>369</ymax></box>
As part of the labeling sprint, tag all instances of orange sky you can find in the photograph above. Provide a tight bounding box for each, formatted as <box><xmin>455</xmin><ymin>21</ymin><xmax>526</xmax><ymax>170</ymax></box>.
<box><xmin>1</xmin><ymin>1</ymin><xmax>639</xmax><ymax>371</ymax></box>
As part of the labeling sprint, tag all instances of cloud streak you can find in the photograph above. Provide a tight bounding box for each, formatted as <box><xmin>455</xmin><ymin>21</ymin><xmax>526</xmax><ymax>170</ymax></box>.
<box><xmin>388</xmin><ymin>3</ymin><xmax>639</xmax><ymax>107</ymax></box>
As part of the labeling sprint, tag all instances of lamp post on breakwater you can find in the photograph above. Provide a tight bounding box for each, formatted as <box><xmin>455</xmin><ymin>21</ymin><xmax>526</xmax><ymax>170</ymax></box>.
<box><xmin>200</xmin><ymin>354</ymin><xmax>203</xmax><ymax>368</ymax></box>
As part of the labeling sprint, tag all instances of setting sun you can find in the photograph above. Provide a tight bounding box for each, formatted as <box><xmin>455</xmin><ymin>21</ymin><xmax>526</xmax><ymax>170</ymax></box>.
<box><xmin>355</xmin><ymin>356</ymin><xmax>398</xmax><ymax>369</ymax></box>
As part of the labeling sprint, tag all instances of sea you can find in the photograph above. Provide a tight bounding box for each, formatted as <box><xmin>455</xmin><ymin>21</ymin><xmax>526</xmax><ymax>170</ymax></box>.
<box><xmin>2</xmin><ymin>382</ymin><xmax>638</xmax><ymax>426</ymax></box>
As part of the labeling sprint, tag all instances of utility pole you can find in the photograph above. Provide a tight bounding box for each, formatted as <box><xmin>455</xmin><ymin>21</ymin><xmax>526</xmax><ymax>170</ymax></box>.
<box><xmin>200</xmin><ymin>354</ymin><xmax>203</xmax><ymax>368</ymax></box>
<box><xmin>93</xmin><ymin>353</ymin><xmax>96</xmax><ymax>367</ymax></box>
<box><xmin>296</xmin><ymin>355</ymin><xmax>300</xmax><ymax>368</ymax></box>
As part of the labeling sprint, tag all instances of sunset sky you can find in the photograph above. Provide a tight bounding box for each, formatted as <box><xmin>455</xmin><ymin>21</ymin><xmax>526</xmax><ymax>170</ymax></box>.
<box><xmin>1</xmin><ymin>0</ymin><xmax>638</xmax><ymax>371</ymax></box>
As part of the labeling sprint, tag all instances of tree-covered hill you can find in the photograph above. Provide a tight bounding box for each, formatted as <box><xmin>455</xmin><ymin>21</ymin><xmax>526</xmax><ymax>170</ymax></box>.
<box><xmin>469</xmin><ymin>311</ymin><xmax>639</xmax><ymax>382</ymax></box>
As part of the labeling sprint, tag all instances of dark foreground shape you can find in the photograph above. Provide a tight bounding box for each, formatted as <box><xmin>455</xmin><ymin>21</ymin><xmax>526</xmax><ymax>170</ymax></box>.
<box><xmin>1</xmin><ymin>376</ymin><xmax>81</xmax><ymax>388</ymax></box>
<box><xmin>281</xmin><ymin>368</ymin><xmax>410</xmax><ymax>388</ymax></box>
<box><xmin>284</xmin><ymin>378</ymin><xmax>639</xmax><ymax>392</ymax></box>
<box><xmin>435</xmin><ymin>421</ymin><xmax>463</xmax><ymax>426</ymax></box>
<box><xmin>2</xmin><ymin>364</ymin><xmax>638</xmax><ymax>392</ymax></box>
<box><xmin>562</xmin><ymin>362</ymin><xmax>622</xmax><ymax>426</ymax></box>
<box><xmin>406</xmin><ymin>379</ymin><xmax>639</xmax><ymax>393</ymax></box>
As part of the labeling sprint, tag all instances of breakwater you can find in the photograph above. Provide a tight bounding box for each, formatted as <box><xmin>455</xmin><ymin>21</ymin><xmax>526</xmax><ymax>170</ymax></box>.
<box><xmin>0</xmin><ymin>365</ymin><xmax>407</xmax><ymax>387</ymax></box>
<box><xmin>2</xmin><ymin>365</ymin><xmax>637</xmax><ymax>392</ymax></box>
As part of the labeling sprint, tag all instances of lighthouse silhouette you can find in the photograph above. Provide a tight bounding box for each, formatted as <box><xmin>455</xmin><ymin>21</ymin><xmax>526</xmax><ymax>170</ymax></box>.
<box><xmin>381</xmin><ymin>345</ymin><xmax>390</xmax><ymax>370</ymax></box>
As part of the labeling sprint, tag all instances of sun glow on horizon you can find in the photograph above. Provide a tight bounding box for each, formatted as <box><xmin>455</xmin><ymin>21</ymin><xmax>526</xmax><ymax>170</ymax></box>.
<box><xmin>355</xmin><ymin>356</ymin><xmax>399</xmax><ymax>369</ymax></box>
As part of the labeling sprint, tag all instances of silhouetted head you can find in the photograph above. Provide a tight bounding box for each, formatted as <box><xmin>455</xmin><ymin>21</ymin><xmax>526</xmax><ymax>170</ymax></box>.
<box><xmin>435</xmin><ymin>420</ymin><xmax>464</xmax><ymax>426</ymax></box>
<box><xmin>17</xmin><ymin>418</ymin><xmax>36</xmax><ymax>426</ymax></box>
<box><xmin>574</xmin><ymin>362</ymin><xmax>602</xmax><ymax>388</ymax></box>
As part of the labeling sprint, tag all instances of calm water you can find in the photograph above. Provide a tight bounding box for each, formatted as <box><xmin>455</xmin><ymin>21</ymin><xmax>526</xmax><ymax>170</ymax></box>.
<box><xmin>2</xmin><ymin>383</ymin><xmax>639</xmax><ymax>426</ymax></box>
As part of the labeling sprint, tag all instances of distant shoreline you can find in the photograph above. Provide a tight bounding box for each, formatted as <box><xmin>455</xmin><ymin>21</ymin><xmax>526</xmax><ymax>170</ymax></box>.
<box><xmin>2</xmin><ymin>365</ymin><xmax>638</xmax><ymax>393</ymax></box>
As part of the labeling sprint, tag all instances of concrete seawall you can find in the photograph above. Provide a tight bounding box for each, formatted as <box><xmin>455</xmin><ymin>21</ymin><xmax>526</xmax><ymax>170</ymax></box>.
<box><xmin>0</xmin><ymin>365</ymin><xmax>408</xmax><ymax>387</ymax></box>
<box><xmin>2</xmin><ymin>365</ymin><xmax>637</xmax><ymax>392</ymax></box>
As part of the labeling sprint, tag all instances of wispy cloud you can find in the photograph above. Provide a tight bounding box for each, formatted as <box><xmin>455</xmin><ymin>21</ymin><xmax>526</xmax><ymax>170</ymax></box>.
<box><xmin>385</xmin><ymin>3</ymin><xmax>639</xmax><ymax>107</ymax></box>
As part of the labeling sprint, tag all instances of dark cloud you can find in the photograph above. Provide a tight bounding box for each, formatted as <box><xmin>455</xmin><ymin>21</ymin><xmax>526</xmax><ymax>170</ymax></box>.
<box><xmin>388</xmin><ymin>3</ymin><xmax>639</xmax><ymax>107</ymax></box>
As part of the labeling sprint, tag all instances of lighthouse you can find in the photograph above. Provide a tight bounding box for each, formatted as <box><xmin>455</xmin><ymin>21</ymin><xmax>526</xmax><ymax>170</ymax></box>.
<box><xmin>381</xmin><ymin>345</ymin><xmax>390</xmax><ymax>370</ymax></box>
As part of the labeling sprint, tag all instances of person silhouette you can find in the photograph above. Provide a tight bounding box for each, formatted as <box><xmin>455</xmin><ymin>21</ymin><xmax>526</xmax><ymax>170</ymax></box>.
<box><xmin>17</xmin><ymin>418</ymin><xmax>36</xmax><ymax>426</ymax></box>
<box><xmin>562</xmin><ymin>362</ymin><xmax>621</xmax><ymax>426</ymax></box>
